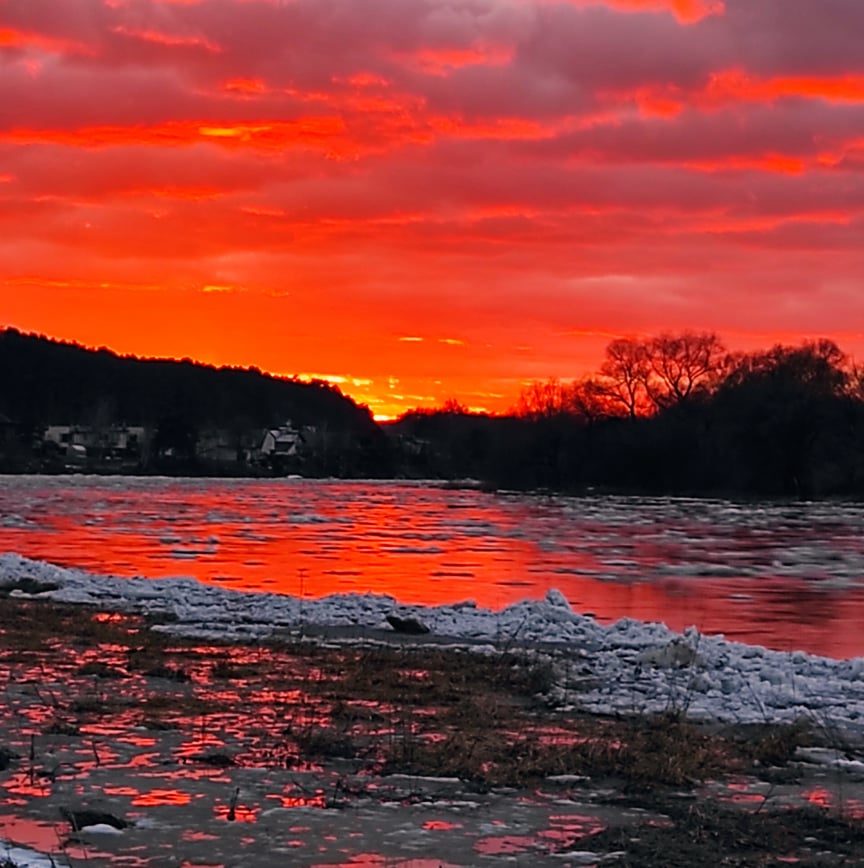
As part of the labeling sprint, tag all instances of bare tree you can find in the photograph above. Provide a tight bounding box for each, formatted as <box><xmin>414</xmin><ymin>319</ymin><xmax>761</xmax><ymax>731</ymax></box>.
<box><xmin>513</xmin><ymin>379</ymin><xmax>570</xmax><ymax>420</ymax></box>
<box><xmin>645</xmin><ymin>331</ymin><xmax>727</xmax><ymax>409</ymax></box>
<box><xmin>441</xmin><ymin>397</ymin><xmax>469</xmax><ymax>414</ymax></box>
<box><xmin>850</xmin><ymin>362</ymin><xmax>864</xmax><ymax>402</ymax></box>
<box><xmin>599</xmin><ymin>338</ymin><xmax>652</xmax><ymax>418</ymax></box>
<box><xmin>567</xmin><ymin>377</ymin><xmax>620</xmax><ymax>423</ymax></box>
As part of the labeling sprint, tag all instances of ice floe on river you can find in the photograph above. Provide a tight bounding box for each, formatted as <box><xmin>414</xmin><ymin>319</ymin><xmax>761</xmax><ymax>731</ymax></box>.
<box><xmin>3</xmin><ymin>552</ymin><xmax>864</xmax><ymax>736</ymax></box>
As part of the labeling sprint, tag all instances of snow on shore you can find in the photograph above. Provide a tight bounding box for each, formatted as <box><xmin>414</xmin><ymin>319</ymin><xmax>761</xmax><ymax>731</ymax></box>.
<box><xmin>3</xmin><ymin>552</ymin><xmax>864</xmax><ymax>735</ymax></box>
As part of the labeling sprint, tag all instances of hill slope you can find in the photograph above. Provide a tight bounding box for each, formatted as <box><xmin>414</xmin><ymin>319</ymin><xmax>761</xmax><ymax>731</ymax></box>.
<box><xmin>0</xmin><ymin>329</ymin><xmax>376</xmax><ymax>434</ymax></box>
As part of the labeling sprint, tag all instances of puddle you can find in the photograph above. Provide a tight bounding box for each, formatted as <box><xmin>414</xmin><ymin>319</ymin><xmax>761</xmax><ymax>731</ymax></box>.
<box><xmin>4</xmin><ymin>599</ymin><xmax>862</xmax><ymax>866</ymax></box>
<box><xmin>474</xmin><ymin>834</ymin><xmax>538</xmax><ymax>855</ymax></box>
<box><xmin>0</xmin><ymin>812</ymin><xmax>96</xmax><ymax>862</ymax></box>
<box><xmin>804</xmin><ymin>787</ymin><xmax>864</xmax><ymax>819</ymax></box>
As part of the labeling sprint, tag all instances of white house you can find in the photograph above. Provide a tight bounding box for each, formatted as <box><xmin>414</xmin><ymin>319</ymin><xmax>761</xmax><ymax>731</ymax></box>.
<box><xmin>258</xmin><ymin>423</ymin><xmax>305</xmax><ymax>460</ymax></box>
<box><xmin>43</xmin><ymin>425</ymin><xmax>147</xmax><ymax>456</ymax></box>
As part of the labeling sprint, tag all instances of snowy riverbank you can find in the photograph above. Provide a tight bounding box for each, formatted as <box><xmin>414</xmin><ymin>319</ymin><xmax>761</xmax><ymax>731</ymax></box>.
<box><xmin>3</xmin><ymin>552</ymin><xmax>864</xmax><ymax>734</ymax></box>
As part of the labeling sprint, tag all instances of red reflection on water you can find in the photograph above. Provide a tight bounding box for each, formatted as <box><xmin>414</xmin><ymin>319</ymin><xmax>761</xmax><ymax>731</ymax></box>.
<box><xmin>0</xmin><ymin>813</ymin><xmax>100</xmax><ymax>863</ymax></box>
<box><xmin>273</xmin><ymin>794</ymin><xmax>327</xmax><ymax>809</ymax></box>
<box><xmin>133</xmin><ymin>788</ymin><xmax>193</xmax><ymax>807</ymax></box>
<box><xmin>317</xmin><ymin>857</ymin><xmax>458</xmax><ymax>868</ymax></box>
<box><xmin>804</xmin><ymin>787</ymin><xmax>864</xmax><ymax>818</ymax></box>
<box><xmin>181</xmin><ymin>830</ymin><xmax>220</xmax><ymax>842</ymax></box>
<box><xmin>214</xmin><ymin>802</ymin><xmax>259</xmax><ymax>823</ymax></box>
<box><xmin>5</xmin><ymin>479</ymin><xmax>864</xmax><ymax>657</ymax></box>
<box><xmin>422</xmin><ymin>820</ymin><xmax>461</xmax><ymax>831</ymax></box>
<box><xmin>543</xmin><ymin>813</ymin><xmax>606</xmax><ymax>840</ymax></box>
<box><xmin>0</xmin><ymin>814</ymin><xmax>62</xmax><ymax>852</ymax></box>
<box><xmin>92</xmin><ymin>612</ymin><xmax>123</xmax><ymax>624</ymax></box>
<box><xmin>3</xmin><ymin>774</ymin><xmax>52</xmax><ymax>799</ymax></box>
<box><xmin>474</xmin><ymin>835</ymin><xmax>538</xmax><ymax>856</ymax></box>
<box><xmin>719</xmin><ymin>778</ymin><xmax>769</xmax><ymax>806</ymax></box>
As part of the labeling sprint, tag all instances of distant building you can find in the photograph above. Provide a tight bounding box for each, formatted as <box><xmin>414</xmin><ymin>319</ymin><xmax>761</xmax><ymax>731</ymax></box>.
<box><xmin>196</xmin><ymin>428</ymin><xmax>258</xmax><ymax>465</ymax></box>
<box><xmin>258</xmin><ymin>423</ymin><xmax>305</xmax><ymax>461</ymax></box>
<box><xmin>42</xmin><ymin>425</ymin><xmax>148</xmax><ymax>460</ymax></box>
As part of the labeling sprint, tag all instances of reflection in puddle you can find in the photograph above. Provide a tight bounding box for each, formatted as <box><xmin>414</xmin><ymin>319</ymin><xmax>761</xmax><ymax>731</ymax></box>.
<box><xmin>181</xmin><ymin>830</ymin><xmax>220</xmax><ymax>842</ymax></box>
<box><xmin>0</xmin><ymin>814</ymin><xmax>64</xmax><ymax>853</ymax></box>
<box><xmin>269</xmin><ymin>793</ymin><xmax>328</xmax><ymax>809</ymax></box>
<box><xmin>318</xmin><ymin>857</ymin><xmax>460</xmax><ymax>868</ymax></box>
<box><xmin>4</xmin><ymin>582</ymin><xmax>861</xmax><ymax>867</ymax></box>
<box><xmin>720</xmin><ymin>777</ymin><xmax>770</xmax><ymax>806</ymax></box>
<box><xmin>539</xmin><ymin>812</ymin><xmax>606</xmax><ymax>842</ymax></box>
<box><xmin>805</xmin><ymin>787</ymin><xmax>864</xmax><ymax>819</ymax></box>
<box><xmin>474</xmin><ymin>834</ymin><xmax>538</xmax><ymax>855</ymax></box>
<box><xmin>213</xmin><ymin>802</ymin><xmax>259</xmax><ymax>823</ymax></box>
<box><xmin>422</xmin><ymin>820</ymin><xmax>462</xmax><ymax>831</ymax></box>
<box><xmin>0</xmin><ymin>812</ymin><xmax>96</xmax><ymax>862</ymax></box>
<box><xmin>133</xmin><ymin>789</ymin><xmax>193</xmax><ymax>807</ymax></box>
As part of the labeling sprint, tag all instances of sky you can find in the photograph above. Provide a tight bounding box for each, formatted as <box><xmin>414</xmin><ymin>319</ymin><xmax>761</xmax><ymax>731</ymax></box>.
<box><xmin>1</xmin><ymin>0</ymin><xmax>863</xmax><ymax>419</ymax></box>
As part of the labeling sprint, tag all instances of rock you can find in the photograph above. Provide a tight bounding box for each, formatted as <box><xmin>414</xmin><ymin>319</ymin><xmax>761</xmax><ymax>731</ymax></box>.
<box><xmin>193</xmin><ymin>751</ymin><xmax>236</xmax><ymax>767</ymax></box>
<box><xmin>385</xmin><ymin>614</ymin><xmax>430</xmax><ymax>635</ymax></box>
<box><xmin>61</xmin><ymin>807</ymin><xmax>128</xmax><ymax>831</ymax></box>
<box><xmin>143</xmin><ymin>664</ymin><xmax>190</xmax><ymax>682</ymax></box>
<box><xmin>78</xmin><ymin>823</ymin><xmax>124</xmax><ymax>835</ymax></box>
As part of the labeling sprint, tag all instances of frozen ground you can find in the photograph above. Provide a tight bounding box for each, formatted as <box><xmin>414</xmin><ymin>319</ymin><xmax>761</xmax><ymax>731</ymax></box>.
<box><xmin>4</xmin><ymin>553</ymin><xmax>864</xmax><ymax>736</ymax></box>
<box><xmin>3</xmin><ymin>555</ymin><xmax>864</xmax><ymax>867</ymax></box>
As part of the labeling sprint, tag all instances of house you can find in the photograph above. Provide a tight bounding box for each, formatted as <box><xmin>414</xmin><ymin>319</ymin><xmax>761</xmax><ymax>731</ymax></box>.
<box><xmin>257</xmin><ymin>422</ymin><xmax>308</xmax><ymax>470</ymax></box>
<box><xmin>259</xmin><ymin>423</ymin><xmax>305</xmax><ymax>458</ymax></box>
<box><xmin>196</xmin><ymin>428</ymin><xmax>258</xmax><ymax>465</ymax></box>
<box><xmin>42</xmin><ymin>425</ymin><xmax>148</xmax><ymax>461</ymax></box>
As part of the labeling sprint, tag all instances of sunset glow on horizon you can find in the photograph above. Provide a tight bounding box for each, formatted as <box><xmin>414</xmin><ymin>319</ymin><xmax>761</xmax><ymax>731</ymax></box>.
<box><xmin>2</xmin><ymin>0</ymin><xmax>864</xmax><ymax>418</ymax></box>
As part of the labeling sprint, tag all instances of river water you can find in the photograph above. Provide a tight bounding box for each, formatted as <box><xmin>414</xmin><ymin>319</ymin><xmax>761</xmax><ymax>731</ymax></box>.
<box><xmin>2</xmin><ymin>475</ymin><xmax>864</xmax><ymax>658</ymax></box>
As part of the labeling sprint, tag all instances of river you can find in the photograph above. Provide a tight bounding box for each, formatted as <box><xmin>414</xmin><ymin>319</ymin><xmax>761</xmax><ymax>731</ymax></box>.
<box><xmin>2</xmin><ymin>475</ymin><xmax>864</xmax><ymax>658</ymax></box>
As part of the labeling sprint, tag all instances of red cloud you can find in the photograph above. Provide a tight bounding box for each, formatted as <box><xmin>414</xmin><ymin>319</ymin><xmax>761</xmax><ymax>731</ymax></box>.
<box><xmin>2</xmin><ymin>0</ymin><xmax>864</xmax><ymax>414</ymax></box>
<box><xmin>566</xmin><ymin>0</ymin><xmax>725</xmax><ymax>24</ymax></box>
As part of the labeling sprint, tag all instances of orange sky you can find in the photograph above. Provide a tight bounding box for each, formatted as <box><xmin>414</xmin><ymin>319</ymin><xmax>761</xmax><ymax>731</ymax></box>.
<box><xmin>2</xmin><ymin>0</ymin><xmax>864</xmax><ymax>418</ymax></box>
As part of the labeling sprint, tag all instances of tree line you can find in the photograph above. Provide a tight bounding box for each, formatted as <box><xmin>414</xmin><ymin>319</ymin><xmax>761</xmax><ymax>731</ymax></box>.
<box><xmin>396</xmin><ymin>333</ymin><xmax>864</xmax><ymax>497</ymax></box>
<box><xmin>4</xmin><ymin>326</ymin><xmax>864</xmax><ymax>496</ymax></box>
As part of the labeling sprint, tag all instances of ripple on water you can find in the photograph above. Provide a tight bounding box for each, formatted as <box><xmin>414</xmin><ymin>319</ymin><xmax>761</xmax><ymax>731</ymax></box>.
<box><xmin>4</xmin><ymin>476</ymin><xmax>864</xmax><ymax>655</ymax></box>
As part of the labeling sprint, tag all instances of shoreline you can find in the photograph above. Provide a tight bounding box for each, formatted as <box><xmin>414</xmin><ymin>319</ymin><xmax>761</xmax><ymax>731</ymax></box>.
<box><xmin>5</xmin><ymin>470</ymin><xmax>864</xmax><ymax>506</ymax></box>
<box><xmin>1</xmin><ymin>594</ymin><xmax>863</xmax><ymax>866</ymax></box>
<box><xmin>3</xmin><ymin>552</ymin><xmax>864</xmax><ymax>733</ymax></box>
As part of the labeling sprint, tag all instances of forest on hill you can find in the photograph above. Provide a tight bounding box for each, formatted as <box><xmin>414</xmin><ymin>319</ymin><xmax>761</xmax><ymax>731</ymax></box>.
<box><xmin>0</xmin><ymin>329</ymin><xmax>386</xmax><ymax>476</ymax></box>
<box><xmin>0</xmin><ymin>329</ymin><xmax>375</xmax><ymax>432</ymax></box>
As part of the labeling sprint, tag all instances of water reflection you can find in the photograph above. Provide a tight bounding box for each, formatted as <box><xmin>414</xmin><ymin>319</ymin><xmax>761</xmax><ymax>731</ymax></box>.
<box><xmin>2</xmin><ymin>477</ymin><xmax>864</xmax><ymax>656</ymax></box>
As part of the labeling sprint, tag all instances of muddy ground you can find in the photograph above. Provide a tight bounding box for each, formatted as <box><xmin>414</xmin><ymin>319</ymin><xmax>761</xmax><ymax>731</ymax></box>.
<box><xmin>1</xmin><ymin>596</ymin><xmax>864</xmax><ymax>866</ymax></box>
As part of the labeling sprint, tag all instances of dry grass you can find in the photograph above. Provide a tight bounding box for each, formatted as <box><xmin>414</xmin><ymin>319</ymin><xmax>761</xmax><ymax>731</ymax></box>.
<box><xmin>1</xmin><ymin>597</ymin><xmax>862</xmax><ymax>867</ymax></box>
<box><xmin>586</xmin><ymin>797</ymin><xmax>864</xmax><ymax>867</ymax></box>
<box><xmin>0</xmin><ymin>598</ymin><xmax>826</xmax><ymax>791</ymax></box>
<box><xmin>377</xmin><ymin>709</ymin><xmax>747</xmax><ymax>788</ymax></box>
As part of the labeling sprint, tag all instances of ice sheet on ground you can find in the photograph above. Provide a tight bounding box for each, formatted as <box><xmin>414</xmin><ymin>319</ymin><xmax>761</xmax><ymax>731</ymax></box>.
<box><xmin>0</xmin><ymin>840</ymin><xmax>67</xmax><ymax>868</ymax></box>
